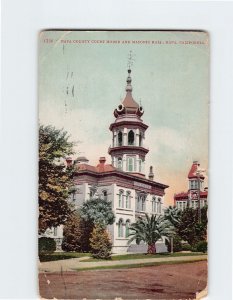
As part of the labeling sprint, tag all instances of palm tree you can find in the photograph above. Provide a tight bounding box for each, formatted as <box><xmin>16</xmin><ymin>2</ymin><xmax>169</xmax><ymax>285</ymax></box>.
<box><xmin>127</xmin><ymin>213</ymin><xmax>174</xmax><ymax>254</ymax></box>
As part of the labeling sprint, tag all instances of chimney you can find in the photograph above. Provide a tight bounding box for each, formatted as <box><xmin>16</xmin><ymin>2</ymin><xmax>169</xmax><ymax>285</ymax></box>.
<box><xmin>148</xmin><ymin>166</ymin><xmax>154</xmax><ymax>181</ymax></box>
<box><xmin>99</xmin><ymin>157</ymin><xmax>106</xmax><ymax>164</ymax></box>
<box><xmin>75</xmin><ymin>156</ymin><xmax>89</xmax><ymax>165</ymax></box>
<box><xmin>66</xmin><ymin>157</ymin><xmax>73</xmax><ymax>167</ymax></box>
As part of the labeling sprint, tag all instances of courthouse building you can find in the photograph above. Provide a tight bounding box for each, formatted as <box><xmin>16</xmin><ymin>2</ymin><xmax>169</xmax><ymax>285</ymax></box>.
<box><xmin>174</xmin><ymin>160</ymin><xmax>208</xmax><ymax>211</ymax></box>
<box><xmin>47</xmin><ymin>69</ymin><xmax>169</xmax><ymax>253</ymax></box>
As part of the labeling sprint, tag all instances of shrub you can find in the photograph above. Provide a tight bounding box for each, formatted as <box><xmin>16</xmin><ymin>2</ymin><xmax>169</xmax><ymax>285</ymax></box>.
<box><xmin>39</xmin><ymin>237</ymin><xmax>56</xmax><ymax>255</ymax></box>
<box><xmin>62</xmin><ymin>211</ymin><xmax>93</xmax><ymax>252</ymax></box>
<box><xmin>182</xmin><ymin>243</ymin><xmax>192</xmax><ymax>251</ymax></box>
<box><xmin>195</xmin><ymin>240</ymin><xmax>208</xmax><ymax>253</ymax></box>
<box><xmin>89</xmin><ymin>225</ymin><xmax>112</xmax><ymax>259</ymax></box>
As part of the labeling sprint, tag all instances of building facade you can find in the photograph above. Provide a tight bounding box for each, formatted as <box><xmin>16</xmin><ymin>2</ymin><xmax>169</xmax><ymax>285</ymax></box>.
<box><xmin>44</xmin><ymin>69</ymin><xmax>169</xmax><ymax>253</ymax></box>
<box><xmin>174</xmin><ymin>160</ymin><xmax>208</xmax><ymax>211</ymax></box>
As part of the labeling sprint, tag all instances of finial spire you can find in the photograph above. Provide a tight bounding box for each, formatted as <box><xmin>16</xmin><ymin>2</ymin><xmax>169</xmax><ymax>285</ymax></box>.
<box><xmin>126</xmin><ymin>50</ymin><xmax>135</xmax><ymax>93</ymax></box>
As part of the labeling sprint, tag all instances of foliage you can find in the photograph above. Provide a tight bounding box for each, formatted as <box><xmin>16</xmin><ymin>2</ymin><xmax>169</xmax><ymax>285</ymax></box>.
<box><xmin>128</xmin><ymin>214</ymin><xmax>174</xmax><ymax>254</ymax></box>
<box><xmin>61</xmin><ymin>211</ymin><xmax>93</xmax><ymax>252</ymax></box>
<box><xmin>39</xmin><ymin>237</ymin><xmax>56</xmax><ymax>255</ymax></box>
<box><xmin>166</xmin><ymin>234</ymin><xmax>182</xmax><ymax>252</ymax></box>
<box><xmin>89</xmin><ymin>225</ymin><xmax>112</xmax><ymax>259</ymax></box>
<box><xmin>176</xmin><ymin>207</ymin><xmax>208</xmax><ymax>246</ymax></box>
<box><xmin>39</xmin><ymin>252</ymin><xmax>91</xmax><ymax>262</ymax></box>
<box><xmin>181</xmin><ymin>243</ymin><xmax>192</xmax><ymax>251</ymax></box>
<box><xmin>164</xmin><ymin>206</ymin><xmax>182</xmax><ymax>228</ymax></box>
<box><xmin>39</xmin><ymin>125</ymin><xmax>75</xmax><ymax>233</ymax></box>
<box><xmin>194</xmin><ymin>241</ymin><xmax>208</xmax><ymax>253</ymax></box>
<box><xmin>80</xmin><ymin>198</ymin><xmax>115</xmax><ymax>227</ymax></box>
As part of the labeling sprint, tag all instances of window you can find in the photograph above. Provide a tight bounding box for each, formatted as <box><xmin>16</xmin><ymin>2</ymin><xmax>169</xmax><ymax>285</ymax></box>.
<box><xmin>157</xmin><ymin>198</ymin><xmax>162</xmax><ymax>214</ymax></box>
<box><xmin>102</xmin><ymin>190</ymin><xmax>107</xmax><ymax>201</ymax></box>
<box><xmin>90</xmin><ymin>190</ymin><xmax>93</xmax><ymax>199</ymax></box>
<box><xmin>139</xmin><ymin>159</ymin><xmax>142</xmax><ymax>172</ymax></box>
<box><xmin>136</xmin><ymin>193</ymin><xmax>146</xmax><ymax>211</ymax></box>
<box><xmin>125</xmin><ymin>191</ymin><xmax>131</xmax><ymax>209</ymax></box>
<box><xmin>72</xmin><ymin>192</ymin><xmax>76</xmax><ymax>201</ymax></box>
<box><xmin>128</xmin><ymin>130</ymin><xmax>134</xmax><ymax>145</ymax></box>
<box><xmin>117</xmin><ymin>157</ymin><xmax>122</xmax><ymax>170</ymax></box>
<box><xmin>125</xmin><ymin>220</ymin><xmax>130</xmax><ymax>238</ymax></box>
<box><xmin>142</xmin><ymin>198</ymin><xmax>146</xmax><ymax>211</ymax></box>
<box><xmin>118</xmin><ymin>131</ymin><xmax>123</xmax><ymax>146</ymax></box>
<box><xmin>139</xmin><ymin>132</ymin><xmax>142</xmax><ymax>146</ymax></box>
<box><xmin>54</xmin><ymin>227</ymin><xmax>57</xmax><ymax>236</ymax></box>
<box><xmin>152</xmin><ymin>197</ymin><xmax>156</xmax><ymax>213</ymax></box>
<box><xmin>119</xmin><ymin>190</ymin><xmax>124</xmax><ymax>207</ymax></box>
<box><xmin>118</xmin><ymin>219</ymin><xmax>124</xmax><ymax>237</ymax></box>
<box><xmin>127</xmin><ymin>157</ymin><xmax>134</xmax><ymax>172</ymax></box>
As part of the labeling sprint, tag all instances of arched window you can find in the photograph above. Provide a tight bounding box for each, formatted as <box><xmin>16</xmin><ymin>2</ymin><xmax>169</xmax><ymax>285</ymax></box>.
<box><xmin>128</xmin><ymin>130</ymin><xmax>134</xmax><ymax>145</ymax></box>
<box><xmin>157</xmin><ymin>198</ymin><xmax>162</xmax><ymax>214</ymax></box>
<box><xmin>125</xmin><ymin>220</ymin><xmax>130</xmax><ymax>238</ymax></box>
<box><xmin>127</xmin><ymin>157</ymin><xmax>134</xmax><ymax>172</ymax></box>
<box><xmin>125</xmin><ymin>191</ymin><xmax>131</xmax><ymax>209</ymax></box>
<box><xmin>117</xmin><ymin>157</ymin><xmax>122</xmax><ymax>170</ymax></box>
<box><xmin>118</xmin><ymin>218</ymin><xmax>124</xmax><ymax>237</ymax></box>
<box><xmin>152</xmin><ymin>197</ymin><xmax>156</xmax><ymax>213</ymax></box>
<box><xmin>139</xmin><ymin>132</ymin><xmax>142</xmax><ymax>146</ymax></box>
<box><xmin>118</xmin><ymin>190</ymin><xmax>124</xmax><ymax>208</ymax></box>
<box><xmin>137</xmin><ymin>193</ymin><xmax>146</xmax><ymax>211</ymax></box>
<box><xmin>102</xmin><ymin>190</ymin><xmax>107</xmax><ymax>201</ymax></box>
<box><xmin>118</xmin><ymin>131</ymin><xmax>123</xmax><ymax>146</ymax></box>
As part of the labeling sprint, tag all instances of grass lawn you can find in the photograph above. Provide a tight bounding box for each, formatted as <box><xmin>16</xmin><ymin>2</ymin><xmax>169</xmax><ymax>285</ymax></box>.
<box><xmin>74</xmin><ymin>259</ymin><xmax>207</xmax><ymax>272</ymax></box>
<box><xmin>39</xmin><ymin>252</ymin><xmax>91</xmax><ymax>262</ymax></box>
<box><xmin>83</xmin><ymin>252</ymin><xmax>206</xmax><ymax>262</ymax></box>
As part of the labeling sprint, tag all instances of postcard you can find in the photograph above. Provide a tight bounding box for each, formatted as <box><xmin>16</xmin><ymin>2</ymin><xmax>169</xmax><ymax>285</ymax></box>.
<box><xmin>38</xmin><ymin>30</ymin><xmax>209</xmax><ymax>299</ymax></box>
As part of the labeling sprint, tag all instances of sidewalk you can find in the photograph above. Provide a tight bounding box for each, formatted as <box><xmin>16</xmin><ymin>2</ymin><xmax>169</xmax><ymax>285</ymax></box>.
<box><xmin>39</xmin><ymin>254</ymin><xmax>207</xmax><ymax>273</ymax></box>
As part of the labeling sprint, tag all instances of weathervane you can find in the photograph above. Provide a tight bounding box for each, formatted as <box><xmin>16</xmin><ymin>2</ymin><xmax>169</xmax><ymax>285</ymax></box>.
<box><xmin>127</xmin><ymin>50</ymin><xmax>135</xmax><ymax>70</ymax></box>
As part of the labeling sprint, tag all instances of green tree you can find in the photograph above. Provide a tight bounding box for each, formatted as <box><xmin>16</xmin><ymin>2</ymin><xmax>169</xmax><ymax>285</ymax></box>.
<box><xmin>61</xmin><ymin>211</ymin><xmax>93</xmax><ymax>252</ymax></box>
<box><xmin>176</xmin><ymin>207</ymin><xmax>207</xmax><ymax>246</ymax></box>
<box><xmin>89</xmin><ymin>225</ymin><xmax>112</xmax><ymax>259</ymax></box>
<box><xmin>80</xmin><ymin>198</ymin><xmax>115</xmax><ymax>227</ymax></box>
<box><xmin>128</xmin><ymin>214</ymin><xmax>174</xmax><ymax>254</ymax></box>
<box><xmin>39</xmin><ymin>125</ymin><xmax>75</xmax><ymax>233</ymax></box>
<box><xmin>164</xmin><ymin>206</ymin><xmax>182</xmax><ymax>228</ymax></box>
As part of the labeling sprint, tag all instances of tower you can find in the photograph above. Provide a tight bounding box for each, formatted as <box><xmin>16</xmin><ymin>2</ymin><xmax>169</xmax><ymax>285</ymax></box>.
<box><xmin>108</xmin><ymin>69</ymin><xmax>149</xmax><ymax>176</ymax></box>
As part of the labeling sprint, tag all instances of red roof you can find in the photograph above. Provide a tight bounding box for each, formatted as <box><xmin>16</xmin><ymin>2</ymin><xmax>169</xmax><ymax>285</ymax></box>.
<box><xmin>122</xmin><ymin>92</ymin><xmax>139</xmax><ymax>109</ymax></box>
<box><xmin>76</xmin><ymin>163</ymin><xmax>116</xmax><ymax>173</ymax></box>
<box><xmin>188</xmin><ymin>161</ymin><xmax>205</xmax><ymax>179</ymax></box>
<box><xmin>174</xmin><ymin>190</ymin><xmax>208</xmax><ymax>200</ymax></box>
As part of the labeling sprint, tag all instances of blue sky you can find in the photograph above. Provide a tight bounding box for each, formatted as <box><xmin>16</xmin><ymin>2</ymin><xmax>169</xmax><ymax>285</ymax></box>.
<box><xmin>39</xmin><ymin>31</ymin><xmax>209</xmax><ymax>204</ymax></box>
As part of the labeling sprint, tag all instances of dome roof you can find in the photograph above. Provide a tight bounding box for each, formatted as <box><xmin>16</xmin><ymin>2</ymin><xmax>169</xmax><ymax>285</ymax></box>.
<box><xmin>114</xmin><ymin>69</ymin><xmax>144</xmax><ymax>118</ymax></box>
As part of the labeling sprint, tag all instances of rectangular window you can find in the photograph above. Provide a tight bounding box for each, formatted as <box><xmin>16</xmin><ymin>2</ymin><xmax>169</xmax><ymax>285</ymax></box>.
<box><xmin>127</xmin><ymin>157</ymin><xmax>134</xmax><ymax>171</ymax></box>
<box><xmin>54</xmin><ymin>227</ymin><xmax>57</xmax><ymax>236</ymax></box>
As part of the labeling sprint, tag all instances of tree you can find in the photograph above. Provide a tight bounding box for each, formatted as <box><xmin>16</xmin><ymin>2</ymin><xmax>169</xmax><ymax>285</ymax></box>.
<box><xmin>164</xmin><ymin>206</ymin><xmax>182</xmax><ymax>228</ymax></box>
<box><xmin>61</xmin><ymin>211</ymin><xmax>93</xmax><ymax>252</ymax></box>
<box><xmin>80</xmin><ymin>198</ymin><xmax>115</xmax><ymax>227</ymax></box>
<box><xmin>39</xmin><ymin>125</ymin><xmax>75</xmax><ymax>233</ymax></box>
<box><xmin>89</xmin><ymin>225</ymin><xmax>112</xmax><ymax>259</ymax></box>
<box><xmin>128</xmin><ymin>214</ymin><xmax>174</xmax><ymax>254</ymax></box>
<box><xmin>176</xmin><ymin>207</ymin><xmax>207</xmax><ymax>246</ymax></box>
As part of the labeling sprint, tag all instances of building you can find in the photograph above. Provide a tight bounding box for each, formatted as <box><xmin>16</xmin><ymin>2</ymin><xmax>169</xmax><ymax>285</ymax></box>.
<box><xmin>45</xmin><ymin>68</ymin><xmax>169</xmax><ymax>253</ymax></box>
<box><xmin>174</xmin><ymin>160</ymin><xmax>208</xmax><ymax>211</ymax></box>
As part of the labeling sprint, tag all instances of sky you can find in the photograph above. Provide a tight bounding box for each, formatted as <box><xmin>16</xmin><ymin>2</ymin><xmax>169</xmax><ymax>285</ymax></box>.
<box><xmin>39</xmin><ymin>31</ymin><xmax>209</xmax><ymax>205</ymax></box>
